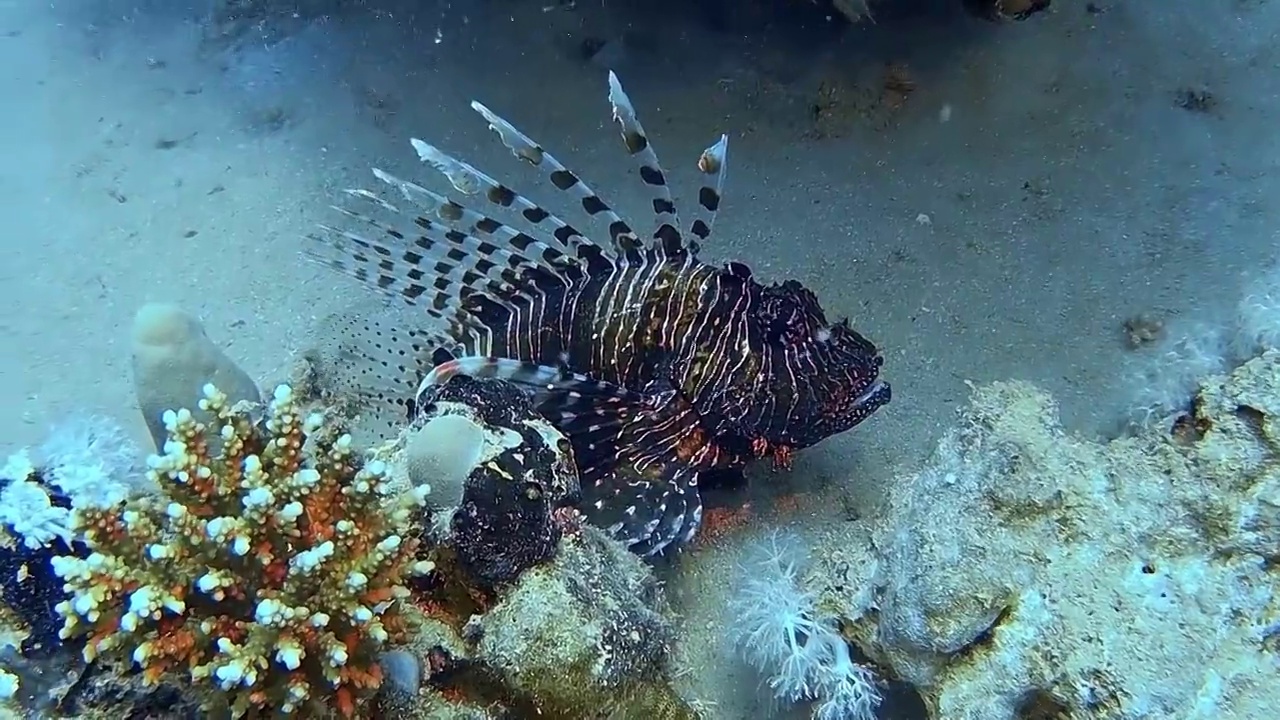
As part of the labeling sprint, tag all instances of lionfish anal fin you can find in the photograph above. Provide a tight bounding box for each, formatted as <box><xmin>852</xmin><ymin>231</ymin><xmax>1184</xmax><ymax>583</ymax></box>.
<box><xmin>590</xmin><ymin>453</ymin><xmax>703</xmax><ymax>558</ymax></box>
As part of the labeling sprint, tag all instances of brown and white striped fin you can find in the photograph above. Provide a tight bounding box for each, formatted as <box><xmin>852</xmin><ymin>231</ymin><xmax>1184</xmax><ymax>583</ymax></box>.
<box><xmin>467</xmin><ymin>100</ymin><xmax>645</xmax><ymax>257</ymax></box>
<box><xmin>689</xmin><ymin>134</ymin><xmax>729</xmax><ymax>248</ymax></box>
<box><xmin>583</xmin><ymin>392</ymin><xmax>711</xmax><ymax>558</ymax></box>
<box><xmin>605</xmin><ymin>71</ymin><xmax>684</xmax><ymax>257</ymax></box>
<box><xmin>408</xmin><ymin>138</ymin><xmax>615</xmax><ymax>271</ymax></box>
<box><xmin>416</xmin><ymin>356</ymin><xmax>645</xmax><ymax>431</ymax></box>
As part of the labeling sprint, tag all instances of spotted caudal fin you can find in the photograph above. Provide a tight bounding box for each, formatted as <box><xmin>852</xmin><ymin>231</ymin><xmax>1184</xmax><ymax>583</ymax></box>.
<box><xmin>308</xmin><ymin>311</ymin><xmax>459</xmax><ymax>437</ymax></box>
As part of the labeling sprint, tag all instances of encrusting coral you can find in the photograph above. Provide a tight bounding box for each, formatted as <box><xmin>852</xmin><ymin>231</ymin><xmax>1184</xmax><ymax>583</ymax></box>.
<box><xmin>48</xmin><ymin>383</ymin><xmax>434</xmax><ymax>718</ymax></box>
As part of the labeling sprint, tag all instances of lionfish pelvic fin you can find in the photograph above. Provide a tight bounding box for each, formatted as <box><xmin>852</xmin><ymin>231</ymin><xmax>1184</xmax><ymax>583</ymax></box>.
<box><xmin>597</xmin><ymin>457</ymin><xmax>704</xmax><ymax>559</ymax></box>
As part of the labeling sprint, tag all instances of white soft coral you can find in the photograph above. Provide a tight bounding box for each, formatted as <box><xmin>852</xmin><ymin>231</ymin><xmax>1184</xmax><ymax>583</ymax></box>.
<box><xmin>728</xmin><ymin>529</ymin><xmax>880</xmax><ymax>720</ymax></box>
<box><xmin>38</xmin><ymin>415</ymin><xmax>147</xmax><ymax>508</ymax></box>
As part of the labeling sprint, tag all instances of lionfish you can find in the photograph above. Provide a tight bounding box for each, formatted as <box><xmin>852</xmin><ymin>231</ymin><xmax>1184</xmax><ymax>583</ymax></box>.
<box><xmin>305</xmin><ymin>72</ymin><xmax>891</xmax><ymax>556</ymax></box>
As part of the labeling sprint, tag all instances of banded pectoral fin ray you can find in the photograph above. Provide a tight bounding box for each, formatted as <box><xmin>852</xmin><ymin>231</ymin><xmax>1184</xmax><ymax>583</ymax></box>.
<box><xmin>413</xmin><ymin>355</ymin><xmax>712</xmax><ymax>556</ymax></box>
<box><xmin>579</xmin><ymin>388</ymin><xmax>716</xmax><ymax>557</ymax></box>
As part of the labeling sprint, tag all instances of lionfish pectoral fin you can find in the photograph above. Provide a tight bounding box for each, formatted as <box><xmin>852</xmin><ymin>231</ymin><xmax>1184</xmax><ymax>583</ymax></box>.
<box><xmin>414</xmin><ymin>355</ymin><xmax>645</xmax><ymax>433</ymax></box>
<box><xmin>578</xmin><ymin>390</ymin><xmax>713</xmax><ymax>557</ymax></box>
<box><xmin>584</xmin><ymin>456</ymin><xmax>703</xmax><ymax>559</ymax></box>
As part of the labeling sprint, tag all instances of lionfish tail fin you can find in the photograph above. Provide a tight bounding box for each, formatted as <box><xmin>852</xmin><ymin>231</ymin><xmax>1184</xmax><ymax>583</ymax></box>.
<box><xmin>690</xmin><ymin>134</ymin><xmax>728</xmax><ymax>247</ymax></box>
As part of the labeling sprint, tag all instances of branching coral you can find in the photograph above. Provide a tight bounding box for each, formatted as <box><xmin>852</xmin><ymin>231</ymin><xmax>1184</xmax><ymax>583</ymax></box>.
<box><xmin>50</xmin><ymin>383</ymin><xmax>434</xmax><ymax>717</ymax></box>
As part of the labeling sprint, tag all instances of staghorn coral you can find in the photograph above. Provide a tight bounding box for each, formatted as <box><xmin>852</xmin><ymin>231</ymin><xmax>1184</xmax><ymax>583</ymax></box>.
<box><xmin>49</xmin><ymin>383</ymin><xmax>434</xmax><ymax>718</ymax></box>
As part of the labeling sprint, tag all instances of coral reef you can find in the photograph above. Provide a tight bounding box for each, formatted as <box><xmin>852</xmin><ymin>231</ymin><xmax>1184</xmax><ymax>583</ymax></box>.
<box><xmin>803</xmin><ymin>351</ymin><xmax>1280</xmax><ymax>719</ymax></box>
<box><xmin>361</xmin><ymin>377</ymin><xmax>695</xmax><ymax>719</ymax></box>
<box><xmin>37</xmin><ymin>417</ymin><xmax>148</xmax><ymax>509</ymax></box>
<box><xmin>51</xmin><ymin>383</ymin><xmax>433</xmax><ymax>717</ymax></box>
<box><xmin>0</xmin><ymin>451</ymin><xmax>87</xmax><ymax>660</ymax></box>
<box><xmin>4</xmin><ymin>299</ymin><xmax>702</xmax><ymax>720</ymax></box>
<box><xmin>1127</xmin><ymin>265</ymin><xmax>1280</xmax><ymax>427</ymax></box>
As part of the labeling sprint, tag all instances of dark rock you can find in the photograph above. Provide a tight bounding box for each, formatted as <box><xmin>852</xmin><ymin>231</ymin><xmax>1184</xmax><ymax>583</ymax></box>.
<box><xmin>0</xmin><ymin>469</ymin><xmax>84</xmax><ymax>660</ymax></box>
<box><xmin>963</xmin><ymin>0</ymin><xmax>1052</xmax><ymax>21</ymax></box>
<box><xmin>417</xmin><ymin>376</ymin><xmax>580</xmax><ymax>590</ymax></box>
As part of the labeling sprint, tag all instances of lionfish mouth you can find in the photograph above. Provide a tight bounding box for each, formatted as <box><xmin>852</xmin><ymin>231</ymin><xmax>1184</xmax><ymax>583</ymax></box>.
<box><xmin>852</xmin><ymin>379</ymin><xmax>892</xmax><ymax>414</ymax></box>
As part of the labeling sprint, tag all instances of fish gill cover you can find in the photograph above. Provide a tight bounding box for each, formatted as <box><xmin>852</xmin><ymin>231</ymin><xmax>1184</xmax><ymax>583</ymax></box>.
<box><xmin>304</xmin><ymin>72</ymin><xmax>891</xmax><ymax>558</ymax></box>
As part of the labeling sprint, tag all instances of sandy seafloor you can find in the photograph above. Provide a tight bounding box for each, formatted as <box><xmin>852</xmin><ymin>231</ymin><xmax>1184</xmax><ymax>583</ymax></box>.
<box><xmin>1</xmin><ymin>0</ymin><xmax>1278</xmax><ymax>717</ymax></box>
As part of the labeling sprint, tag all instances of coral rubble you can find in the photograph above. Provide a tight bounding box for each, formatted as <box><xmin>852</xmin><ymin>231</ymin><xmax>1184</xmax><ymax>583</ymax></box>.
<box><xmin>805</xmin><ymin>351</ymin><xmax>1280</xmax><ymax>719</ymax></box>
<box><xmin>471</xmin><ymin>525</ymin><xmax>691</xmax><ymax>719</ymax></box>
<box><xmin>411</xmin><ymin>376</ymin><xmax>579</xmax><ymax>591</ymax></box>
<box><xmin>51</xmin><ymin>383</ymin><xmax>433</xmax><ymax>717</ymax></box>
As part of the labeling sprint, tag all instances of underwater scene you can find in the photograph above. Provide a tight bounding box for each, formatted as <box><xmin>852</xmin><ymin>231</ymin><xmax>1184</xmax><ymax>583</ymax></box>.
<box><xmin>1</xmin><ymin>0</ymin><xmax>1277</xmax><ymax>717</ymax></box>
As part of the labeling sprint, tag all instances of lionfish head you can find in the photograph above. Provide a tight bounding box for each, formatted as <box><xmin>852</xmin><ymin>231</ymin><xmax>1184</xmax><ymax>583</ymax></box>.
<box><xmin>753</xmin><ymin>279</ymin><xmax>891</xmax><ymax>450</ymax></box>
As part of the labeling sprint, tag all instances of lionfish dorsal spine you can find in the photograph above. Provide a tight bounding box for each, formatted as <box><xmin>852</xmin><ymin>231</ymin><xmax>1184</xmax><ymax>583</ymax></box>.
<box><xmin>408</xmin><ymin>137</ymin><xmax>613</xmax><ymax>273</ymax></box>
<box><xmin>469</xmin><ymin>99</ymin><xmax>645</xmax><ymax>258</ymax></box>
<box><xmin>605</xmin><ymin>70</ymin><xmax>686</xmax><ymax>258</ymax></box>
<box><xmin>314</xmin><ymin>196</ymin><xmax>508</xmax><ymax>326</ymax></box>
<box><xmin>690</xmin><ymin>134</ymin><xmax>729</xmax><ymax>246</ymax></box>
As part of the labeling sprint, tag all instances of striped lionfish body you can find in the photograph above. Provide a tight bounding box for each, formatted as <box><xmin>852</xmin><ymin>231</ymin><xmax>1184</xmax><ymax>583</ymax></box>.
<box><xmin>307</xmin><ymin>73</ymin><xmax>891</xmax><ymax>556</ymax></box>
